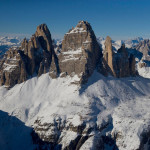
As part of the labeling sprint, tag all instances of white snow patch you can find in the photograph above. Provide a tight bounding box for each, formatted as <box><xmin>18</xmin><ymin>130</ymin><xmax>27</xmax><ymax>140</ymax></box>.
<box><xmin>62</xmin><ymin>47</ymin><xmax>82</xmax><ymax>55</ymax></box>
<box><xmin>66</xmin><ymin>27</ymin><xmax>87</xmax><ymax>35</ymax></box>
<box><xmin>138</xmin><ymin>66</ymin><xmax>150</xmax><ymax>78</ymax></box>
<box><xmin>3</xmin><ymin>63</ymin><xmax>18</xmax><ymax>72</ymax></box>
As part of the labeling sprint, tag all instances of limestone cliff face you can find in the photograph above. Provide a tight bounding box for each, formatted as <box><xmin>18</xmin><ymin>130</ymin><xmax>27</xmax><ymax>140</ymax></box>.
<box><xmin>103</xmin><ymin>36</ymin><xmax>116</xmax><ymax>76</ymax></box>
<box><xmin>0</xmin><ymin>48</ymin><xmax>28</xmax><ymax>87</ymax></box>
<box><xmin>0</xmin><ymin>22</ymin><xmax>138</xmax><ymax>88</ymax></box>
<box><xmin>0</xmin><ymin>24</ymin><xmax>58</xmax><ymax>87</ymax></box>
<box><xmin>35</xmin><ymin>24</ymin><xmax>53</xmax><ymax>52</ymax></box>
<box><xmin>103</xmin><ymin>37</ymin><xmax>137</xmax><ymax>77</ymax></box>
<box><xmin>21</xmin><ymin>24</ymin><xmax>56</xmax><ymax>76</ymax></box>
<box><xmin>58</xmin><ymin>21</ymin><xmax>102</xmax><ymax>84</ymax></box>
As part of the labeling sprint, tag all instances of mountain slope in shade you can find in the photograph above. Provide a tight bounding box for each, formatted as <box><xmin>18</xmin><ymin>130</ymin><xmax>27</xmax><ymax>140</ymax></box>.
<box><xmin>0</xmin><ymin>110</ymin><xmax>34</xmax><ymax>150</ymax></box>
<box><xmin>0</xmin><ymin>72</ymin><xmax>150</xmax><ymax>149</ymax></box>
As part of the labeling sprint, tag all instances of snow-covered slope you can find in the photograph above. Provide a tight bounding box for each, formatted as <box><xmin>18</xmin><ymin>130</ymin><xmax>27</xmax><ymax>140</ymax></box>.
<box><xmin>0</xmin><ymin>71</ymin><xmax>150</xmax><ymax>149</ymax></box>
<box><xmin>137</xmin><ymin>64</ymin><xmax>150</xmax><ymax>78</ymax></box>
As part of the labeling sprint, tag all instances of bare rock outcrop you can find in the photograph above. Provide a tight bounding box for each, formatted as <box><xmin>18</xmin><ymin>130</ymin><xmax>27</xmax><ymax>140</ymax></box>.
<box><xmin>58</xmin><ymin>21</ymin><xmax>102</xmax><ymax>84</ymax></box>
<box><xmin>103</xmin><ymin>36</ymin><xmax>116</xmax><ymax>76</ymax></box>
<box><xmin>103</xmin><ymin>36</ymin><xmax>137</xmax><ymax>77</ymax></box>
<box><xmin>0</xmin><ymin>22</ymin><xmax>138</xmax><ymax>87</ymax></box>
<box><xmin>32</xmin><ymin>116</ymin><xmax>118</xmax><ymax>150</ymax></box>
<box><xmin>0</xmin><ymin>48</ymin><xmax>28</xmax><ymax>87</ymax></box>
<box><xmin>0</xmin><ymin>24</ymin><xmax>58</xmax><ymax>87</ymax></box>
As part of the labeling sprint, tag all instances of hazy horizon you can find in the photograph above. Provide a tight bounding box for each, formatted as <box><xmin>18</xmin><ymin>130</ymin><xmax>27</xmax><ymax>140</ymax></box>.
<box><xmin>0</xmin><ymin>31</ymin><xmax>148</xmax><ymax>41</ymax></box>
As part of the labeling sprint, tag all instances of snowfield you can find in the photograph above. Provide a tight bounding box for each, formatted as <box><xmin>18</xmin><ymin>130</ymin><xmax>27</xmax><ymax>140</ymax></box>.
<box><xmin>138</xmin><ymin>65</ymin><xmax>150</xmax><ymax>79</ymax></box>
<box><xmin>0</xmin><ymin>71</ymin><xmax>150</xmax><ymax>149</ymax></box>
<box><xmin>0</xmin><ymin>35</ymin><xmax>150</xmax><ymax>150</ymax></box>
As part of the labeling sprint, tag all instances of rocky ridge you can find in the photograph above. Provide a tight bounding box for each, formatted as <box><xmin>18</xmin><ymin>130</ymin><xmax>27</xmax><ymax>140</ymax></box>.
<box><xmin>102</xmin><ymin>36</ymin><xmax>137</xmax><ymax>77</ymax></box>
<box><xmin>58</xmin><ymin>21</ymin><xmax>102</xmax><ymax>84</ymax></box>
<box><xmin>0</xmin><ymin>21</ymin><xmax>137</xmax><ymax>88</ymax></box>
<box><xmin>0</xmin><ymin>24</ymin><xmax>58</xmax><ymax>87</ymax></box>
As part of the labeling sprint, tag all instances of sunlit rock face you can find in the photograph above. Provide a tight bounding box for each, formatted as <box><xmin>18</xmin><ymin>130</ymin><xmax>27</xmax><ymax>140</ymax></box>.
<box><xmin>0</xmin><ymin>48</ymin><xmax>28</xmax><ymax>87</ymax></box>
<box><xmin>59</xmin><ymin>21</ymin><xmax>102</xmax><ymax>84</ymax></box>
<box><xmin>0</xmin><ymin>24</ymin><xmax>58</xmax><ymax>87</ymax></box>
<box><xmin>0</xmin><ymin>22</ymin><xmax>138</xmax><ymax>88</ymax></box>
<box><xmin>103</xmin><ymin>36</ymin><xmax>137</xmax><ymax>77</ymax></box>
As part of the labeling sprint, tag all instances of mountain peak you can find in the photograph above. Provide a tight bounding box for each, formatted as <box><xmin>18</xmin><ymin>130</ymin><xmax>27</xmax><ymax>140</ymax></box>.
<box><xmin>103</xmin><ymin>36</ymin><xmax>137</xmax><ymax>77</ymax></box>
<box><xmin>106</xmin><ymin>36</ymin><xmax>112</xmax><ymax>41</ymax></box>
<box><xmin>67</xmin><ymin>20</ymin><xmax>93</xmax><ymax>35</ymax></box>
<box><xmin>36</xmin><ymin>23</ymin><xmax>48</xmax><ymax>32</ymax></box>
<box><xmin>35</xmin><ymin>23</ymin><xmax>53</xmax><ymax>52</ymax></box>
<box><xmin>0</xmin><ymin>23</ymin><xmax>57</xmax><ymax>87</ymax></box>
<box><xmin>77</xmin><ymin>20</ymin><xmax>90</xmax><ymax>26</ymax></box>
<box><xmin>35</xmin><ymin>23</ymin><xmax>50</xmax><ymax>36</ymax></box>
<box><xmin>59</xmin><ymin>21</ymin><xmax>102</xmax><ymax>83</ymax></box>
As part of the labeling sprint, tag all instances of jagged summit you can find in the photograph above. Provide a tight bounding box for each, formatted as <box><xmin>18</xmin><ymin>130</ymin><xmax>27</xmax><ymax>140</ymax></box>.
<box><xmin>35</xmin><ymin>23</ymin><xmax>53</xmax><ymax>52</ymax></box>
<box><xmin>59</xmin><ymin>21</ymin><xmax>102</xmax><ymax>84</ymax></box>
<box><xmin>105</xmin><ymin>36</ymin><xmax>112</xmax><ymax>41</ymax></box>
<box><xmin>75</xmin><ymin>20</ymin><xmax>92</xmax><ymax>30</ymax></box>
<box><xmin>102</xmin><ymin>36</ymin><xmax>137</xmax><ymax>77</ymax></box>
<box><xmin>66</xmin><ymin>20</ymin><xmax>93</xmax><ymax>35</ymax></box>
<box><xmin>0</xmin><ymin>23</ymin><xmax>58</xmax><ymax>87</ymax></box>
<box><xmin>0</xmin><ymin>22</ymin><xmax>138</xmax><ymax>88</ymax></box>
<box><xmin>36</xmin><ymin>23</ymin><xmax>48</xmax><ymax>32</ymax></box>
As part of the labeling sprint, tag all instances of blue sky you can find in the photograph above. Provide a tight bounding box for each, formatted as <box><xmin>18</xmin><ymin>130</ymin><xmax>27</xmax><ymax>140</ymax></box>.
<box><xmin>0</xmin><ymin>0</ymin><xmax>149</xmax><ymax>40</ymax></box>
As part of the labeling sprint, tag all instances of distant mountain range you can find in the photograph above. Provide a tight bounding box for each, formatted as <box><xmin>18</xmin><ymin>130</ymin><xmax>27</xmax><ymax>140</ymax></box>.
<box><xmin>97</xmin><ymin>37</ymin><xmax>144</xmax><ymax>50</ymax></box>
<box><xmin>0</xmin><ymin>36</ymin><xmax>22</xmax><ymax>57</ymax></box>
<box><xmin>0</xmin><ymin>36</ymin><xmax>145</xmax><ymax>55</ymax></box>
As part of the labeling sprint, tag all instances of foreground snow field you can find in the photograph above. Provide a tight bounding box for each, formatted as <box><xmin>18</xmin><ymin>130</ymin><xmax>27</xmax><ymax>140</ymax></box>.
<box><xmin>0</xmin><ymin>71</ymin><xmax>150</xmax><ymax>149</ymax></box>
